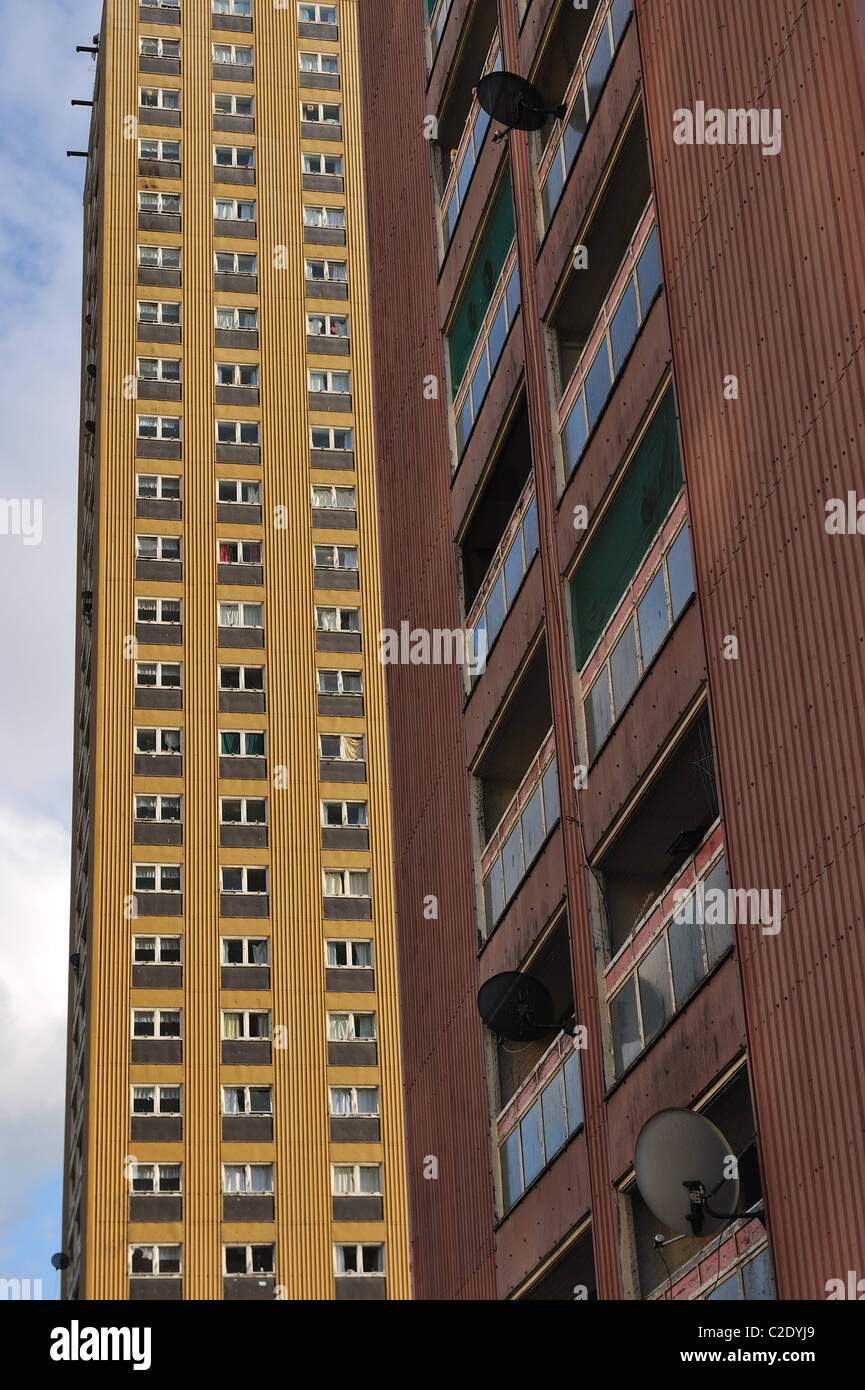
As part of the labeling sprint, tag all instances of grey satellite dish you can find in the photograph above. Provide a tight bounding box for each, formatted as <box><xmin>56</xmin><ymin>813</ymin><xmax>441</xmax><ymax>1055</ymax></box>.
<box><xmin>634</xmin><ymin>1108</ymin><xmax>740</xmax><ymax>1237</ymax></box>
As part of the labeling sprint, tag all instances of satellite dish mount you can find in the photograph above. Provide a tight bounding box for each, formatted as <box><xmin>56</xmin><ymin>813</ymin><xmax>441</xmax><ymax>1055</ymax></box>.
<box><xmin>475</xmin><ymin>71</ymin><xmax>567</xmax><ymax>144</ymax></box>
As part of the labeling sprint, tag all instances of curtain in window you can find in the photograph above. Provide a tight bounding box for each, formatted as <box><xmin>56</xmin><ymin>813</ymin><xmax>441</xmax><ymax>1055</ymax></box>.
<box><xmin>348</xmin><ymin>872</ymin><xmax>369</xmax><ymax>897</ymax></box>
<box><xmin>328</xmin><ymin>1014</ymin><xmax>351</xmax><ymax>1041</ymax></box>
<box><xmin>343</xmin><ymin>735</ymin><xmax>363</xmax><ymax>761</ymax></box>
<box><xmin>220</xmin><ymin>604</ymin><xmax>239</xmax><ymax>627</ymax></box>
<box><xmin>330</xmin><ymin>1088</ymin><xmax>351</xmax><ymax>1115</ymax></box>
<box><xmin>323</xmin><ymin>871</ymin><xmax>343</xmax><ymax>897</ymax></box>
<box><xmin>223</xmin><ymin>1165</ymin><xmax>245</xmax><ymax>1194</ymax></box>
<box><xmin>133</xmin><ymin>1086</ymin><xmax>153</xmax><ymax>1112</ymax></box>
<box><xmin>223</xmin><ymin>1012</ymin><xmax>241</xmax><ymax>1040</ymax></box>
<box><xmin>332</xmin><ymin>1168</ymin><xmax>354</xmax><ymax>1195</ymax></box>
<box><xmin>317</xmin><ymin>609</ymin><xmax>336</xmax><ymax>630</ymax></box>
<box><xmin>223</xmin><ymin>1088</ymin><xmax>241</xmax><ymax>1115</ymax></box>
<box><xmin>249</xmin><ymin>940</ymin><xmax>268</xmax><ymax>966</ymax></box>
<box><xmin>219</xmin><ymin>543</ymin><xmax>234</xmax><ymax>563</ymax></box>
<box><xmin>359</xmin><ymin>1167</ymin><xmax>380</xmax><ymax>1195</ymax></box>
<box><xmin>250</xmin><ymin>1166</ymin><xmax>272</xmax><ymax>1194</ymax></box>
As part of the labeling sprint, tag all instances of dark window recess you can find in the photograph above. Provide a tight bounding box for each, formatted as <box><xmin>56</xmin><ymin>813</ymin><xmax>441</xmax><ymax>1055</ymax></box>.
<box><xmin>570</xmin><ymin>386</ymin><xmax>682</xmax><ymax>669</ymax></box>
<box><xmin>429</xmin><ymin>0</ymin><xmax>499</xmax><ymax>200</ymax></box>
<box><xmin>474</xmin><ymin>640</ymin><xmax>552</xmax><ymax>843</ymax></box>
<box><xmin>596</xmin><ymin>709</ymin><xmax>719</xmax><ymax>956</ymax></box>
<box><xmin>548</xmin><ymin>112</ymin><xmax>652</xmax><ymax>396</ymax></box>
<box><xmin>496</xmin><ymin>915</ymin><xmax>573</xmax><ymax>1107</ymax></box>
<box><xmin>461</xmin><ymin>397</ymin><xmax>532</xmax><ymax>612</ymax></box>
<box><xmin>529</xmin><ymin>1</ymin><xmax>604</xmax><ymax>157</ymax></box>
<box><xmin>448</xmin><ymin>168</ymin><xmax>515</xmax><ymax>393</ymax></box>
<box><xmin>518</xmin><ymin>1226</ymin><xmax>598</xmax><ymax>1301</ymax></box>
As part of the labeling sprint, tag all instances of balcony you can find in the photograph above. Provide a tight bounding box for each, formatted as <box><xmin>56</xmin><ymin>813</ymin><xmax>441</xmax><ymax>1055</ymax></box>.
<box><xmin>439</xmin><ymin>37</ymin><xmax>500</xmax><ymax>258</ymax></box>
<box><xmin>466</xmin><ymin>478</ymin><xmax>538</xmax><ymax>686</ymax></box>
<box><xmin>453</xmin><ymin>251</ymin><xmax>520</xmax><ymax>460</ymax></box>
<box><xmin>498</xmin><ymin>1034</ymin><xmax>584</xmax><ymax>1216</ymax></box>
<box><xmin>480</xmin><ymin>730</ymin><xmax>560</xmax><ymax>938</ymax></box>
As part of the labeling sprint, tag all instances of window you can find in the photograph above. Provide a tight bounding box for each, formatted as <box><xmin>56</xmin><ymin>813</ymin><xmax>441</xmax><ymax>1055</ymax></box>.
<box><xmin>223</xmin><ymin>1164</ymin><xmax>273</xmax><ymax>1195</ymax></box>
<box><xmin>311</xmin><ymin>426</ymin><xmax>352</xmax><ymax>450</ymax></box>
<box><xmin>500</xmin><ymin>1049</ymin><xmax>584</xmax><ymax>1212</ymax></box>
<box><xmin>482</xmin><ymin>755</ymin><xmax>561</xmax><ymax>932</ymax></box>
<box><xmin>454</xmin><ymin>258</ymin><xmax>521</xmax><ymax>454</ymax></box>
<box><xmin>303</xmin><ymin>152</ymin><xmax>343</xmax><ymax>177</ymax></box>
<box><xmin>137</xmin><ymin>474</ymin><xmax>181</xmax><ymax>500</ymax></box>
<box><xmin>302</xmin><ymin>102</ymin><xmax>341</xmax><ymax>125</ymax></box>
<box><xmin>219</xmin><ymin>539</ymin><xmax>261</xmax><ymax>567</ymax></box>
<box><xmin>140</xmin><ymin>37</ymin><xmax>181</xmax><ymax>59</ymax></box>
<box><xmin>317</xmin><ymin>669</ymin><xmax>362</xmax><ymax>696</ymax></box>
<box><xmin>138</xmin><ymin>245</ymin><xmax>181</xmax><ymax>270</ymax></box>
<box><xmin>219</xmin><ymin>664</ymin><xmax>264</xmax><ymax>691</ymax></box>
<box><xmin>133</xmin><ymin>865</ymin><xmax>182</xmax><ymax>894</ymax></box>
<box><xmin>216</xmin><ymin>363</ymin><xmax>259</xmax><ymax>389</ymax></box>
<box><xmin>299</xmin><ymin>3</ymin><xmax>337</xmax><ymax>22</ymax></box>
<box><xmin>319</xmin><ymin>733</ymin><xmax>364</xmax><ymax>762</ymax></box>
<box><xmin>139</xmin><ymin>87</ymin><xmax>180</xmax><ymax>110</ymax></box>
<box><xmin>314</xmin><ymin>544</ymin><xmax>358</xmax><ymax>571</ymax></box>
<box><xmin>220</xmin><ymin>867</ymin><xmax>268</xmax><ymax>894</ymax></box>
<box><xmin>312</xmin><ymin>486</ymin><xmax>356</xmax><ymax>515</ymax></box>
<box><xmin>325</xmin><ymin>938</ymin><xmax>373</xmax><ymax>967</ymax></box>
<box><xmin>134</xmin><ymin>794</ymin><xmax>182</xmax><ymax>822</ymax></box>
<box><xmin>321</xmin><ymin>800</ymin><xmax>367</xmax><ymax>830</ymax></box>
<box><xmin>132</xmin><ymin>1007</ymin><xmax>181</xmax><ymax>1037</ymax></box>
<box><xmin>329</xmin><ymin>1085</ymin><xmax>378</xmax><ymax>1117</ymax></box>
<box><xmin>135</xmin><ymin>727</ymin><xmax>182</xmax><ymax>755</ymax></box>
<box><xmin>224</xmin><ymin>1245</ymin><xmax>274</xmax><ymax>1276</ymax></box>
<box><xmin>222</xmin><ymin>1085</ymin><xmax>271</xmax><ymax>1115</ymax></box>
<box><xmin>215</xmin><ymin>0</ymin><xmax>252</xmax><ymax>15</ymax></box>
<box><xmin>214</xmin><ymin>144</ymin><xmax>255</xmax><ymax>169</ymax></box>
<box><xmin>217</xmin><ymin>420</ymin><xmax>260</xmax><ymax>446</ymax></box>
<box><xmin>214</xmin><ymin>93</ymin><xmax>254</xmax><ymax>118</ymax></box>
<box><xmin>305</xmin><ymin>259</ymin><xmax>347</xmax><ymax>283</ymax></box>
<box><xmin>137</xmin><ymin>414</ymin><xmax>181</xmax><ymax>441</ymax></box>
<box><xmin>323</xmin><ymin>869</ymin><xmax>371</xmax><ymax>898</ymax></box>
<box><xmin>129</xmin><ymin>1163</ymin><xmax>181</xmax><ymax>1196</ymax></box>
<box><xmin>299</xmin><ymin>52</ymin><xmax>339</xmax><ymax>75</ymax></box>
<box><xmin>213</xmin><ymin>43</ymin><xmax>253</xmax><ymax>65</ymax></box>
<box><xmin>306</xmin><ymin>312</ymin><xmax>348</xmax><ymax>339</ymax></box>
<box><xmin>137</xmin><ymin>356</ymin><xmax>181</xmax><ymax>382</ymax></box>
<box><xmin>315</xmin><ymin>606</ymin><xmax>359</xmax><ymax>632</ymax></box>
<box><xmin>303</xmin><ymin>205</ymin><xmax>345</xmax><ymax>229</ymax></box>
<box><xmin>129</xmin><ymin>1245</ymin><xmax>181</xmax><ymax>1277</ymax></box>
<box><xmin>136</xmin><ymin>535</ymin><xmax>181</xmax><ymax>561</ymax></box>
<box><xmin>135</xmin><ymin>661</ymin><xmax>181</xmax><ymax>689</ymax></box>
<box><xmin>133</xmin><ymin>934</ymin><xmax>181</xmax><ymax>963</ymax></box>
<box><xmin>215</xmin><ymin>251</ymin><xmax>257</xmax><ymax>275</ymax></box>
<box><xmin>218</xmin><ymin>478</ymin><xmax>261</xmax><ymax>505</ymax></box>
<box><xmin>216</xmin><ymin>305</ymin><xmax>258</xmax><ymax>330</ymax></box>
<box><xmin>448</xmin><ymin>170</ymin><xmax>515</xmax><ymax>393</ymax></box>
<box><xmin>220</xmin><ymin>730</ymin><xmax>265</xmax><ymax>757</ymax></box>
<box><xmin>220</xmin><ymin>797</ymin><xmax>267</xmax><ymax>825</ymax></box>
<box><xmin>222</xmin><ymin>1008</ymin><xmax>270</xmax><ymax>1037</ymax></box>
<box><xmin>214</xmin><ymin>197</ymin><xmax>256</xmax><ymax>222</ymax></box>
<box><xmin>137</xmin><ymin>298</ymin><xmax>180</xmax><ymax>324</ymax></box>
<box><xmin>139</xmin><ymin>138</ymin><xmax>181</xmax><ymax>162</ymax></box>
<box><xmin>327</xmin><ymin>1011</ymin><xmax>376</xmax><ymax>1041</ymax></box>
<box><xmin>221</xmin><ymin>937</ymin><xmax>270</xmax><ymax>965</ymax></box>
<box><xmin>138</xmin><ymin>191</ymin><xmax>181</xmax><ymax>217</ymax></box>
<box><xmin>136</xmin><ymin>597</ymin><xmax>181</xmax><ymax>624</ymax></box>
<box><xmin>334</xmin><ymin>1244</ymin><xmax>384</xmax><ymax>1276</ymax></box>
<box><xmin>308</xmin><ymin>369</ymin><xmax>350</xmax><ymax>394</ymax></box>
<box><xmin>218</xmin><ymin>602</ymin><xmax>264</xmax><ymax>629</ymax></box>
<box><xmin>332</xmin><ymin>1163</ymin><xmax>381</xmax><ymax>1195</ymax></box>
<box><xmin>132</xmin><ymin>1084</ymin><xmax>181</xmax><ymax>1115</ymax></box>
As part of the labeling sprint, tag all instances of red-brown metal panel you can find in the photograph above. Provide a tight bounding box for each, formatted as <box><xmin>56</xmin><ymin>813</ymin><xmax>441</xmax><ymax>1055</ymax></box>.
<box><xmin>636</xmin><ymin>0</ymin><xmax>865</xmax><ymax>1296</ymax></box>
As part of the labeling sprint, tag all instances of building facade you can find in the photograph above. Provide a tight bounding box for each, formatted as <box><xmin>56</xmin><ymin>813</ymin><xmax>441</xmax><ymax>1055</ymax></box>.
<box><xmin>61</xmin><ymin>0</ymin><xmax>411</xmax><ymax>1300</ymax></box>
<box><xmin>357</xmin><ymin>0</ymin><xmax>865</xmax><ymax>1299</ymax></box>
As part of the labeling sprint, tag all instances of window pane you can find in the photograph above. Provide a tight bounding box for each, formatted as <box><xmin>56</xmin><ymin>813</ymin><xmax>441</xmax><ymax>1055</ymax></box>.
<box><xmin>584</xmin><ymin>341</ymin><xmax>612</xmax><ymax>430</ymax></box>
<box><xmin>522</xmin><ymin>498</ymin><xmax>538</xmax><ymax>561</ymax></box>
<box><xmin>541</xmin><ymin>760</ymin><xmax>560</xmax><ymax>829</ymax></box>
<box><xmin>610</xmin><ymin>621</ymin><xmax>639</xmax><ymax>715</ymax></box>
<box><xmin>483</xmin><ymin>859</ymin><xmax>504</xmax><ymax>930</ymax></box>
<box><xmin>520</xmin><ymin>786</ymin><xmax>544</xmax><ymax>868</ymax></box>
<box><xmin>706</xmin><ymin>1272</ymin><xmax>742</xmax><ymax>1301</ymax></box>
<box><xmin>637</xmin><ymin>937</ymin><xmax>673</xmax><ymax>1043</ymax></box>
<box><xmin>609</xmin><ymin>279</ymin><xmax>639</xmax><ymax>377</ymax></box>
<box><xmin>485</xmin><ymin>572</ymin><xmax>506</xmax><ymax>646</ymax></box>
<box><xmin>501</xmin><ymin>821</ymin><xmax>523</xmax><ymax>903</ymax></box>
<box><xmin>637</xmin><ymin>567</ymin><xmax>669</xmax><ymax>668</ymax></box>
<box><xmin>668</xmin><ymin>910</ymin><xmax>706</xmax><ymax>1009</ymax></box>
<box><xmin>637</xmin><ymin>226</ymin><xmax>662</xmax><ymax>314</ymax></box>
<box><xmin>585</xmin><ymin>670</ymin><xmax>612</xmax><ymax>761</ymax></box>
<box><xmin>666</xmin><ymin>523</ymin><xmax>694</xmax><ymax>618</ymax></box>
<box><xmin>487</xmin><ymin>299</ymin><xmax>507</xmax><ymax>370</ymax></box>
<box><xmin>562</xmin><ymin>394</ymin><xmax>587</xmax><ymax>475</ymax></box>
<box><xmin>703</xmin><ymin>855</ymin><xmax>733</xmax><ymax>965</ymax></box>
<box><xmin>541</xmin><ymin>1074</ymin><xmax>566</xmax><ymax>1158</ymax></box>
<box><xmin>585</xmin><ymin>30</ymin><xmax>612</xmax><ymax>111</ymax></box>
<box><xmin>503</xmin><ymin>531</ymin><xmax>524</xmax><ymax>607</ymax></box>
<box><xmin>610</xmin><ymin>976</ymin><xmax>641</xmax><ymax>1075</ymax></box>
<box><xmin>563</xmin><ymin>1050</ymin><xmax>583</xmax><ymax>1133</ymax></box>
<box><xmin>520</xmin><ymin>1100</ymin><xmax>543</xmax><ymax>1186</ymax></box>
<box><xmin>742</xmin><ymin>1247</ymin><xmax>774</xmax><ymax>1300</ymax></box>
<box><xmin>500</xmin><ymin>1128</ymin><xmax>522</xmax><ymax>1210</ymax></box>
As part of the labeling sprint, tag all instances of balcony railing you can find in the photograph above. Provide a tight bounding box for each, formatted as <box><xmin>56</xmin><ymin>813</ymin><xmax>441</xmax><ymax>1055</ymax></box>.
<box><xmin>498</xmin><ymin>1035</ymin><xmax>584</xmax><ymax>1213</ymax></box>
<box><xmin>558</xmin><ymin>201</ymin><xmax>661</xmax><ymax>478</ymax></box>
<box><xmin>453</xmin><ymin>246</ymin><xmax>520</xmax><ymax>459</ymax></box>
<box><xmin>537</xmin><ymin>0</ymin><xmax>632</xmax><ymax>226</ymax></box>
<box><xmin>481</xmin><ymin>731</ymin><xmax>559</xmax><ymax>934</ymax></box>
<box><xmin>427</xmin><ymin>0</ymin><xmax>454</xmax><ymax>64</ymax></box>
<box><xmin>440</xmin><ymin>38</ymin><xmax>501</xmax><ymax>256</ymax></box>
<box><xmin>466</xmin><ymin>478</ymin><xmax>538</xmax><ymax>684</ymax></box>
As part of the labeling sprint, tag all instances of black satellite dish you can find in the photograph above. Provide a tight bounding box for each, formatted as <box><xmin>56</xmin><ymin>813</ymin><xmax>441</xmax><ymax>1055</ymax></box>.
<box><xmin>477</xmin><ymin>971</ymin><xmax>556</xmax><ymax>1041</ymax></box>
<box><xmin>476</xmin><ymin>70</ymin><xmax>567</xmax><ymax>143</ymax></box>
<box><xmin>51</xmin><ymin>1252</ymin><xmax>71</xmax><ymax>1271</ymax></box>
<box><xmin>635</xmin><ymin>1108</ymin><xmax>741</xmax><ymax>1238</ymax></box>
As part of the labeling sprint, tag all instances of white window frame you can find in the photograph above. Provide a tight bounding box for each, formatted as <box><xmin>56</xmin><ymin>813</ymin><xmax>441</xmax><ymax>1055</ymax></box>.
<box><xmin>137</xmin><ymin>356</ymin><xmax>182</xmax><ymax>382</ymax></box>
<box><xmin>137</xmin><ymin>244</ymin><xmax>181</xmax><ymax>270</ymax></box>
<box><xmin>139</xmin><ymin>137</ymin><xmax>181</xmax><ymax>162</ymax></box>
<box><xmin>222</xmin><ymin>1244</ymin><xmax>274</xmax><ymax>1276</ymax></box>
<box><xmin>218</xmin><ymin>664</ymin><xmax>264</xmax><ymax>691</ymax></box>
<box><xmin>132</xmin><ymin>933</ymin><xmax>182</xmax><ymax>964</ymax></box>
<box><xmin>137</xmin><ymin>414</ymin><xmax>181</xmax><ymax>441</ymax></box>
<box><xmin>299</xmin><ymin>4</ymin><xmax>338</xmax><ymax>25</ymax></box>
<box><xmin>305</xmin><ymin>258</ymin><xmax>348</xmax><ymax>284</ymax></box>
<box><xmin>328</xmin><ymin>1085</ymin><xmax>379</xmax><ymax>1117</ymax></box>
<box><xmin>134</xmin><ymin>726</ymin><xmax>182</xmax><ymax>755</ymax></box>
<box><xmin>327</xmin><ymin>1011</ymin><xmax>376</xmax><ymax>1042</ymax></box>
<box><xmin>214</xmin><ymin>144</ymin><xmax>255</xmax><ymax>169</ymax></box>
<box><xmin>316</xmin><ymin>668</ymin><xmax>363</xmax><ymax>696</ymax></box>
<box><xmin>306</xmin><ymin>312</ymin><xmax>349</xmax><ymax>339</ymax></box>
<box><xmin>129</xmin><ymin>1245</ymin><xmax>182</xmax><ymax>1277</ymax></box>
<box><xmin>132</xmin><ymin>1084</ymin><xmax>181</xmax><ymax>1116</ymax></box>
<box><xmin>134</xmin><ymin>660</ymin><xmax>182</xmax><ymax>689</ymax></box>
<box><xmin>219</xmin><ymin>729</ymin><xmax>266</xmax><ymax>758</ymax></box>
<box><xmin>313</xmin><ymin>543</ymin><xmax>358</xmax><ymax>571</ymax></box>
<box><xmin>315</xmin><ymin>605</ymin><xmax>360</xmax><ymax>633</ymax></box>
<box><xmin>310</xmin><ymin>425</ymin><xmax>353</xmax><ymax>451</ymax></box>
<box><xmin>322</xmin><ymin>869</ymin><xmax>372</xmax><ymax>898</ymax></box>
<box><xmin>221</xmin><ymin>1007</ymin><xmax>271</xmax><ymax>1037</ymax></box>
<box><xmin>325</xmin><ymin>937</ymin><xmax>374</xmax><ymax>968</ymax></box>
<box><xmin>311</xmin><ymin>484</ymin><xmax>356</xmax><ymax>510</ymax></box>
<box><xmin>321</xmin><ymin>799</ymin><xmax>368</xmax><ymax>828</ymax></box>
<box><xmin>308</xmin><ymin>368</ymin><xmax>351</xmax><ymax>394</ymax></box>
<box><xmin>219</xmin><ymin>796</ymin><xmax>268</xmax><ymax>825</ymax></box>
<box><xmin>333</xmin><ymin>1243</ymin><xmax>385</xmax><ymax>1277</ymax></box>
<box><xmin>217</xmin><ymin>478</ymin><xmax>261</xmax><ymax>506</ymax></box>
<box><xmin>299</xmin><ymin>51</ymin><xmax>340</xmax><ymax>75</ymax></box>
<box><xmin>213</xmin><ymin>92</ymin><xmax>254</xmax><ymax>118</ymax></box>
<box><xmin>136</xmin><ymin>596</ymin><xmax>182</xmax><ymax>624</ymax></box>
<box><xmin>221</xmin><ymin>1084</ymin><xmax>272</xmax><ymax>1116</ymax></box>
<box><xmin>215</xmin><ymin>362</ymin><xmax>259</xmax><ymax>389</ymax></box>
<box><xmin>303</xmin><ymin>204</ymin><xmax>345</xmax><ymax>229</ymax></box>
<box><xmin>216</xmin><ymin>420</ymin><xmax>260</xmax><ymax>446</ymax></box>
<box><xmin>212</xmin><ymin>43</ymin><xmax>254</xmax><ymax>66</ymax></box>
<box><xmin>214</xmin><ymin>0</ymin><xmax>253</xmax><ymax>14</ymax></box>
<box><xmin>136</xmin><ymin>473</ymin><xmax>181</xmax><ymax>501</ymax></box>
<box><xmin>301</xmin><ymin>101</ymin><xmax>342</xmax><ymax>125</ymax></box>
<box><xmin>134</xmin><ymin>794</ymin><xmax>183</xmax><ymax>823</ymax></box>
<box><xmin>138</xmin><ymin>191</ymin><xmax>181</xmax><ymax>216</ymax></box>
<box><xmin>218</xmin><ymin>601</ymin><xmax>264</xmax><ymax>630</ymax></box>
<box><xmin>303</xmin><ymin>152</ymin><xmax>344</xmax><ymax>177</ymax></box>
<box><xmin>133</xmin><ymin>864</ymin><xmax>182</xmax><ymax>894</ymax></box>
<box><xmin>139</xmin><ymin>87</ymin><xmax>181</xmax><ymax>110</ymax></box>
<box><xmin>131</xmin><ymin>1006</ymin><xmax>182</xmax><ymax>1037</ymax></box>
<box><xmin>222</xmin><ymin>1163</ymin><xmax>274</xmax><ymax>1196</ymax></box>
<box><xmin>331</xmin><ymin>1162</ymin><xmax>382</xmax><ymax>1196</ymax></box>
<box><xmin>220</xmin><ymin>866</ymin><xmax>268</xmax><ymax>894</ymax></box>
<box><xmin>221</xmin><ymin>937</ymin><xmax>270</xmax><ymax>967</ymax></box>
<box><xmin>215</xmin><ymin>304</ymin><xmax>258</xmax><ymax>330</ymax></box>
<box><xmin>319</xmin><ymin>734</ymin><xmax>365</xmax><ymax>761</ymax></box>
<box><xmin>128</xmin><ymin>1161</ymin><xmax>182</xmax><ymax>1195</ymax></box>
<box><xmin>214</xmin><ymin>250</ymin><xmax>258</xmax><ymax>275</ymax></box>
<box><xmin>136</xmin><ymin>534</ymin><xmax>181</xmax><ymax>561</ymax></box>
<box><xmin>139</xmin><ymin>36</ymin><xmax>181</xmax><ymax>59</ymax></box>
<box><xmin>137</xmin><ymin>298</ymin><xmax>181</xmax><ymax>324</ymax></box>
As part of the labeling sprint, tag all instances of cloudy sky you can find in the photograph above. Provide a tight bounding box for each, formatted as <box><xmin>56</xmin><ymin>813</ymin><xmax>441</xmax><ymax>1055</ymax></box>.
<box><xmin>0</xmin><ymin>0</ymin><xmax>101</xmax><ymax>1294</ymax></box>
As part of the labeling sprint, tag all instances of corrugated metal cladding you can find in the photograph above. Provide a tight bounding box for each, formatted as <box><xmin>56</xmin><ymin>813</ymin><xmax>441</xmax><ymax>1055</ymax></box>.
<box><xmin>635</xmin><ymin>0</ymin><xmax>865</xmax><ymax>1296</ymax></box>
<box><xmin>64</xmin><ymin>0</ymin><xmax>411</xmax><ymax>1300</ymax></box>
<box><xmin>356</xmin><ymin>5</ymin><xmax>500</xmax><ymax>1299</ymax></box>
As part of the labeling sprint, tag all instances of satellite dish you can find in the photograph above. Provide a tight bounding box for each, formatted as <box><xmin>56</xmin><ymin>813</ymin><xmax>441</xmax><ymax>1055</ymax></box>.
<box><xmin>476</xmin><ymin>71</ymin><xmax>567</xmax><ymax>143</ymax></box>
<box><xmin>51</xmin><ymin>1252</ymin><xmax>71</xmax><ymax>1271</ymax></box>
<box><xmin>477</xmin><ymin>971</ymin><xmax>555</xmax><ymax>1041</ymax></box>
<box><xmin>634</xmin><ymin>1108</ymin><xmax>740</xmax><ymax>1237</ymax></box>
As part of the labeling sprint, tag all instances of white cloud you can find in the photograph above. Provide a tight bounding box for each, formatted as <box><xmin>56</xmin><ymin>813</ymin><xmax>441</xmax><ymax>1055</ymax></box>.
<box><xmin>0</xmin><ymin>806</ymin><xmax>69</xmax><ymax>1231</ymax></box>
